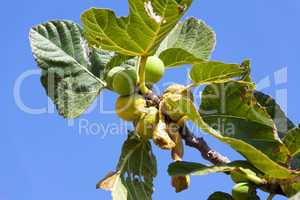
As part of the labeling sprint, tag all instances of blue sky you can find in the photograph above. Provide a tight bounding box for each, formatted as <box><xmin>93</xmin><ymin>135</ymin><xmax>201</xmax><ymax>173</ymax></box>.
<box><xmin>1</xmin><ymin>0</ymin><xmax>300</xmax><ymax>199</ymax></box>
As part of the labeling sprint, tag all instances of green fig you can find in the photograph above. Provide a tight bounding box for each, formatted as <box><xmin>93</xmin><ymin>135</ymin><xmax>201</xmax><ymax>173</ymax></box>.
<box><xmin>105</xmin><ymin>67</ymin><xmax>124</xmax><ymax>89</ymax></box>
<box><xmin>112</xmin><ymin>67</ymin><xmax>137</xmax><ymax>96</ymax></box>
<box><xmin>115</xmin><ymin>95</ymin><xmax>146</xmax><ymax>121</ymax></box>
<box><xmin>145</xmin><ymin>56</ymin><xmax>165</xmax><ymax>84</ymax></box>
<box><xmin>232</xmin><ymin>182</ymin><xmax>260</xmax><ymax>200</ymax></box>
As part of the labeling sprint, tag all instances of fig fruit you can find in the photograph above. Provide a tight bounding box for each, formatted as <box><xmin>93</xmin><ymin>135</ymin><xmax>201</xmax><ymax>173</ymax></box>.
<box><xmin>112</xmin><ymin>67</ymin><xmax>137</xmax><ymax>96</ymax></box>
<box><xmin>105</xmin><ymin>67</ymin><xmax>124</xmax><ymax>89</ymax></box>
<box><xmin>115</xmin><ymin>95</ymin><xmax>146</xmax><ymax>121</ymax></box>
<box><xmin>232</xmin><ymin>182</ymin><xmax>259</xmax><ymax>200</ymax></box>
<box><xmin>145</xmin><ymin>56</ymin><xmax>165</xmax><ymax>84</ymax></box>
<box><xmin>208</xmin><ymin>192</ymin><xmax>233</xmax><ymax>200</ymax></box>
<box><xmin>136</xmin><ymin>107</ymin><xmax>159</xmax><ymax>139</ymax></box>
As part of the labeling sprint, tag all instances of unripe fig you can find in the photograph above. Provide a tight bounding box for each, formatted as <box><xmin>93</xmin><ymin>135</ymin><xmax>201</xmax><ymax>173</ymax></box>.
<box><xmin>112</xmin><ymin>67</ymin><xmax>137</xmax><ymax>96</ymax></box>
<box><xmin>232</xmin><ymin>183</ymin><xmax>259</xmax><ymax>200</ymax></box>
<box><xmin>153</xmin><ymin>120</ymin><xmax>175</xmax><ymax>150</ymax></box>
<box><xmin>171</xmin><ymin>175</ymin><xmax>190</xmax><ymax>193</ymax></box>
<box><xmin>136</xmin><ymin>107</ymin><xmax>159</xmax><ymax>139</ymax></box>
<box><xmin>208</xmin><ymin>192</ymin><xmax>233</xmax><ymax>200</ymax></box>
<box><xmin>115</xmin><ymin>95</ymin><xmax>146</xmax><ymax>121</ymax></box>
<box><xmin>145</xmin><ymin>56</ymin><xmax>165</xmax><ymax>84</ymax></box>
<box><xmin>105</xmin><ymin>67</ymin><xmax>124</xmax><ymax>89</ymax></box>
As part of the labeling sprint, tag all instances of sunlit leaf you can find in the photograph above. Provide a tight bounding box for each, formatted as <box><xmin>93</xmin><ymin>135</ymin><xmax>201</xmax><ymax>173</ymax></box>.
<box><xmin>189</xmin><ymin>60</ymin><xmax>250</xmax><ymax>85</ymax></box>
<box><xmin>156</xmin><ymin>17</ymin><xmax>216</xmax><ymax>67</ymax></box>
<box><xmin>81</xmin><ymin>0</ymin><xmax>192</xmax><ymax>56</ymax></box>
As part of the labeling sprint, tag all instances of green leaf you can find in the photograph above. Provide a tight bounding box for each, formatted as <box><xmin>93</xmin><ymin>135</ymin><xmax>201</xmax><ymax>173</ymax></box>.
<box><xmin>283</xmin><ymin>127</ymin><xmax>300</xmax><ymax>157</ymax></box>
<box><xmin>156</xmin><ymin>17</ymin><xmax>216</xmax><ymax>67</ymax></box>
<box><xmin>29</xmin><ymin>20</ymin><xmax>106</xmax><ymax>118</ymax></box>
<box><xmin>97</xmin><ymin>134</ymin><xmax>157</xmax><ymax>200</ymax></box>
<box><xmin>189</xmin><ymin>60</ymin><xmax>250</xmax><ymax>85</ymax></box>
<box><xmin>106</xmin><ymin>54</ymin><xmax>136</xmax><ymax>71</ymax></box>
<box><xmin>81</xmin><ymin>0</ymin><xmax>192</xmax><ymax>56</ymax></box>
<box><xmin>200</xmin><ymin>82</ymin><xmax>290</xmax><ymax>164</ymax></box>
<box><xmin>89</xmin><ymin>47</ymin><xmax>115</xmax><ymax>79</ymax></box>
<box><xmin>168</xmin><ymin>161</ymin><xmax>244</xmax><ymax>176</ymax></box>
<box><xmin>163</xmin><ymin>90</ymin><xmax>292</xmax><ymax>178</ymax></box>
<box><xmin>254</xmin><ymin>91</ymin><xmax>295</xmax><ymax>138</ymax></box>
<box><xmin>168</xmin><ymin>160</ymin><xmax>264</xmax><ymax>184</ymax></box>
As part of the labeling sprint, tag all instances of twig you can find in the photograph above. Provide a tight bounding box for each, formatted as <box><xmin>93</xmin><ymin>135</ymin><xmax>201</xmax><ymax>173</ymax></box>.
<box><xmin>180</xmin><ymin>125</ymin><xmax>230</xmax><ymax>165</ymax></box>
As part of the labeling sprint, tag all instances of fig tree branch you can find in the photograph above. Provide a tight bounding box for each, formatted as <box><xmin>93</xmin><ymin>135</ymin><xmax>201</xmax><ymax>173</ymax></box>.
<box><xmin>180</xmin><ymin>124</ymin><xmax>230</xmax><ymax>165</ymax></box>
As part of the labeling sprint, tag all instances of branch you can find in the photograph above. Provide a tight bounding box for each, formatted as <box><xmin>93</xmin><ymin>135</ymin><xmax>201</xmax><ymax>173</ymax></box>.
<box><xmin>143</xmin><ymin>90</ymin><xmax>230</xmax><ymax>165</ymax></box>
<box><xmin>180</xmin><ymin>124</ymin><xmax>230</xmax><ymax>165</ymax></box>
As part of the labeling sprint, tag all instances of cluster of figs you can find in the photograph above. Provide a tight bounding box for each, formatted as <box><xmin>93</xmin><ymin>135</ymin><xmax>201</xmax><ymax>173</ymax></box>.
<box><xmin>106</xmin><ymin>56</ymin><xmax>191</xmax><ymax>192</ymax></box>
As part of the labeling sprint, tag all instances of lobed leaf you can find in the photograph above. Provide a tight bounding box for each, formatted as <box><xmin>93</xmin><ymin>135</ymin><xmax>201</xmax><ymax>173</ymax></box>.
<box><xmin>97</xmin><ymin>134</ymin><xmax>157</xmax><ymax>200</ymax></box>
<box><xmin>29</xmin><ymin>20</ymin><xmax>107</xmax><ymax>118</ymax></box>
<box><xmin>156</xmin><ymin>17</ymin><xmax>216</xmax><ymax>67</ymax></box>
<box><xmin>81</xmin><ymin>0</ymin><xmax>192</xmax><ymax>56</ymax></box>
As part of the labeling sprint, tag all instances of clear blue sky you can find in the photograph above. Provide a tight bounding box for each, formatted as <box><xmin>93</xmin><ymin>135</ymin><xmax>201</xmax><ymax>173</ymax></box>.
<box><xmin>1</xmin><ymin>0</ymin><xmax>300</xmax><ymax>199</ymax></box>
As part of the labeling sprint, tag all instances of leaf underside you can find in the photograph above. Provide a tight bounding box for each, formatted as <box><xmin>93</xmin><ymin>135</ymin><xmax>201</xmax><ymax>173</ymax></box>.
<box><xmin>81</xmin><ymin>0</ymin><xmax>192</xmax><ymax>56</ymax></box>
<box><xmin>29</xmin><ymin>20</ymin><xmax>109</xmax><ymax>118</ymax></box>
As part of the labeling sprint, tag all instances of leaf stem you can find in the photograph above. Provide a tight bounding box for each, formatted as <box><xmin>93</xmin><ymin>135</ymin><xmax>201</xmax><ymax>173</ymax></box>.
<box><xmin>138</xmin><ymin>56</ymin><xmax>149</xmax><ymax>94</ymax></box>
